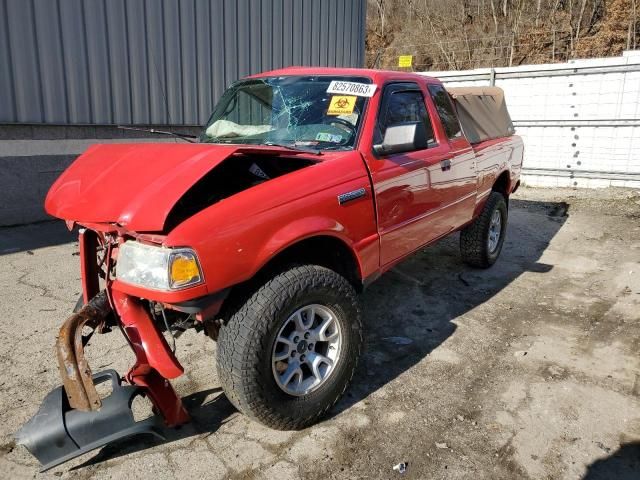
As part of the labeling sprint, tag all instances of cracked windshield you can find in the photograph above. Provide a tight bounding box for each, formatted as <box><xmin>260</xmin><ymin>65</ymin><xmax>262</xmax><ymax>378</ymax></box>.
<box><xmin>200</xmin><ymin>76</ymin><xmax>372</xmax><ymax>150</ymax></box>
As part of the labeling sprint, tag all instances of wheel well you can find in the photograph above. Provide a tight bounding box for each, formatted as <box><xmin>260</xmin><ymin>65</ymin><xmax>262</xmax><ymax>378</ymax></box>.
<box><xmin>215</xmin><ymin>236</ymin><xmax>362</xmax><ymax>326</ymax></box>
<box><xmin>261</xmin><ymin>236</ymin><xmax>363</xmax><ymax>291</ymax></box>
<box><xmin>492</xmin><ymin>171</ymin><xmax>511</xmax><ymax>197</ymax></box>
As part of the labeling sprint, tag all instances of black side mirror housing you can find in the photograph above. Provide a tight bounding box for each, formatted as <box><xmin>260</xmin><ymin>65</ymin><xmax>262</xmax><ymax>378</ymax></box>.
<box><xmin>373</xmin><ymin>121</ymin><xmax>428</xmax><ymax>156</ymax></box>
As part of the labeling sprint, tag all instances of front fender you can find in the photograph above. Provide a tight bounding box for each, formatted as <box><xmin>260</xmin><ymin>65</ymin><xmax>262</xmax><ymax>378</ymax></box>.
<box><xmin>165</xmin><ymin>152</ymin><xmax>377</xmax><ymax>296</ymax></box>
<box><xmin>254</xmin><ymin>215</ymin><xmax>364</xmax><ymax>273</ymax></box>
<box><xmin>167</xmin><ymin>202</ymin><xmax>377</xmax><ymax>296</ymax></box>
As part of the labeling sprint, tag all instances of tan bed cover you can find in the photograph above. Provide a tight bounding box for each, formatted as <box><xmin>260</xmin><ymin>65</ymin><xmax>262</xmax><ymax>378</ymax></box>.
<box><xmin>446</xmin><ymin>87</ymin><xmax>515</xmax><ymax>144</ymax></box>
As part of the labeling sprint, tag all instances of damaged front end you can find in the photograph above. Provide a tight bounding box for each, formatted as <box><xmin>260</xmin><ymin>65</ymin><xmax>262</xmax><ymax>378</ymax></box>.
<box><xmin>16</xmin><ymin>229</ymin><xmax>200</xmax><ymax>472</ymax></box>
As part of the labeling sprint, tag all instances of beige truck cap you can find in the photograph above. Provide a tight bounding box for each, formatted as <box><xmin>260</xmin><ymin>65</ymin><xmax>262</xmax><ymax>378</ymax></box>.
<box><xmin>447</xmin><ymin>86</ymin><xmax>515</xmax><ymax>144</ymax></box>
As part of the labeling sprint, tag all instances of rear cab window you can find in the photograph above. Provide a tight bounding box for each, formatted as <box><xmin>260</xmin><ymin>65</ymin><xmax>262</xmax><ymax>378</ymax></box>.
<box><xmin>427</xmin><ymin>84</ymin><xmax>463</xmax><ymax>140</ymax></box>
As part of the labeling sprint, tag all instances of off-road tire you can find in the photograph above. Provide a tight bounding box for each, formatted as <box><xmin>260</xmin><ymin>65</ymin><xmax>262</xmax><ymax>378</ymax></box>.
<box><xmin>460</xmin><ymin>191</ymin><xmax>508</xmax><ymax>268</ymax></box>
<box><xmin>216</xmin><ymin>265</ymin><xmax>363</xmax><ymax>430</ymax></box>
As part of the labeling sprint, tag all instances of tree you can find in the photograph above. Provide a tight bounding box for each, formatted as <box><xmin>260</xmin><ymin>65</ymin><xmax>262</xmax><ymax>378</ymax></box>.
<box><xmin>365</xmin><ymin>0</ymin><xmax>638</xmax><ymax>70</ymax></box>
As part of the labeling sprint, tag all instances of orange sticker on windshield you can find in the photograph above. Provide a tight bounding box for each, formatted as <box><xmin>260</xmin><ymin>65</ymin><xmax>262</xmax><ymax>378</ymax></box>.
<box><xmin>327</xmin><ymin>95</ymin><xmax>356</xmax><ymax>115</ymax></box>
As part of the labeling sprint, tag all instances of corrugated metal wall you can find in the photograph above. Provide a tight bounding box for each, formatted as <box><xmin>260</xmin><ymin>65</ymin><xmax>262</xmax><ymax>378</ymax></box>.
<box><xmin>0</xmin><ymin>0</ymin><xmax>366</xmax><ymax>126</ymax></box>
<box><xmin>428</xmin><ymin>51</ymin><xmax>640</xmax><ymax>189</ymax></box>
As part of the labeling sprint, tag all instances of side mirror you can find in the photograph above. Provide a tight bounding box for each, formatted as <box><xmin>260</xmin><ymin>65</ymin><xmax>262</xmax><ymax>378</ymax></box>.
<box><xmin>373</xmin><ymin>121</ymin><xmax>428</xmax><ymax>156</ymax></box>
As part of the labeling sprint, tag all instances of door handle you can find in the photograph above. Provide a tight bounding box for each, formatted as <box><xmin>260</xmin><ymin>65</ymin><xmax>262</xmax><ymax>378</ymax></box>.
<box><xmin>440</xmin><ymin>159</ymin><xmax>452</xmax><ymax>171</ymax></box>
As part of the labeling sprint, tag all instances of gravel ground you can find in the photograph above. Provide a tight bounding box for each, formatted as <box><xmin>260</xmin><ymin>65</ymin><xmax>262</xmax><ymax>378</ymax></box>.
<box><xmin>0</xmin><ymin>186</ymin><xmax>639</xmax><ymax>479</ymax></box>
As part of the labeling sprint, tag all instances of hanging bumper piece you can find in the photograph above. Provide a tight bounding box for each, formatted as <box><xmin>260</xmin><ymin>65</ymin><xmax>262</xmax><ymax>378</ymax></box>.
<box><xmin>56</xmin><ymin>291</ymin><xmax>111</xmax><ymax>411</ymax></box>
<box><xmin>16</xmin><ymin>370</ymin><xmax>165</xmax><ymax>472</ymax></box>
<box><xmin>16</xmin><ymin>290</ymin><xmax>191</xmax><ymax>471</ymax></box>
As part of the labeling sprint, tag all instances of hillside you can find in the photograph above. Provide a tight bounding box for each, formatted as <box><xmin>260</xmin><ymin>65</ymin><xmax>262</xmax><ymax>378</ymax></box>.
<box><xmin>366</xmin><ymin>0</ymin><xmax>638</xmax><ymax>70</ymax></box>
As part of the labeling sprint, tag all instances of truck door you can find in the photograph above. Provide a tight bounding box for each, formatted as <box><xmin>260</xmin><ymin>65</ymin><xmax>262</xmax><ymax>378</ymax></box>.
<box><xmin>365</xmin><ymin>82</ymin><xmax>457</xmax><ymax>266</ymax></box>
<box><xmin>426</xmin><ymin>84</ymin><xmax>477</xmax><ymax>229</ymax></box>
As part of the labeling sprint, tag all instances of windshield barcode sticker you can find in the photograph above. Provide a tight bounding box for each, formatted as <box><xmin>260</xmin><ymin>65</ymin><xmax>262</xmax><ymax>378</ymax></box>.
<box><xmin>326</xmin><ymin>81</ymin><xmax>377</xmax><ymax>97</ymax></box>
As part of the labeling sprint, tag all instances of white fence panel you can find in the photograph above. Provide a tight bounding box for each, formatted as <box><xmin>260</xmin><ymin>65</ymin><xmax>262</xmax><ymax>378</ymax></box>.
<box><xmin>424</xmin><ymin>51</ymin><xmax>640</xmax><ymax>188</ymax></box>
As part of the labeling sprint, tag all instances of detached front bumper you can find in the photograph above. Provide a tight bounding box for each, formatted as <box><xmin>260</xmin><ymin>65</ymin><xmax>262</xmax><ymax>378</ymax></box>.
<box><xmin>17</xmin><ymin>287</ymin><xmax>191</xmax><ymax>471</ymax></box>
<box><xmin>16</xmin><ymin>370</ymin><xmax>165</xmax><ymax>472</ymax></box>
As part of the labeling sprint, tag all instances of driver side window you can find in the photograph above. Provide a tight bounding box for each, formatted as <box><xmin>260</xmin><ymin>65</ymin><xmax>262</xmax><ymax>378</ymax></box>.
<box><xmin>374</xmin><ymin>84</ymin><xmax>436</xmax><ymax>149</ymax></box>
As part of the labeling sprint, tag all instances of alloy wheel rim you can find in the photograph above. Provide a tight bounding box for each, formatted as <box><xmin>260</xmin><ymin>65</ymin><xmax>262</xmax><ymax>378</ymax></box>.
<box><xmin>488</xmin><ymin>209</ymin><xmax>502</xmax><ymax>253</ymax></box>
<box><xmin>271</xmin><ymin>304</ymin><xmax>342</xmax><ymax>396</ymax></box>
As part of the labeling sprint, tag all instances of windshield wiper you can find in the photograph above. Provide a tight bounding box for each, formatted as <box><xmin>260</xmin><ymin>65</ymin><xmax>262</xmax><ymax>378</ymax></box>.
<box><xmin>117</xmin><ymin>125</ymin><xmax>197</xmax><ymax>143</ymax></box>
<box><xmin>263</xmin><ymin>141</ymin><xmax>322</xmax><ymax>155</ymax></box>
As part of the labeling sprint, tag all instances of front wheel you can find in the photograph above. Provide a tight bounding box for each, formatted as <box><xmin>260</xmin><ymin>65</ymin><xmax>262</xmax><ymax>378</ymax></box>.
<box><xmin>460</xmin><ymin>191</ymin><xmax>508</xmax><ymax>268</ymax></box>
<box><xmin>216</xmin><ymin>265</ymin><xmax>363</xmax><ymax>430</ymax></box>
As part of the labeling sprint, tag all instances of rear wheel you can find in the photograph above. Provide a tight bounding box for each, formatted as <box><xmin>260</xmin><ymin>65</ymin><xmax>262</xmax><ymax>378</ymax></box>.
<box><xmin>460</xmin><ymin>191</ymin><xmax>508</xmax><ymax>268</ymax></box>
<box><xmin>216</xmin><ymin>265</ymin><xmax>362</xmax><ymax>430</ymax></box>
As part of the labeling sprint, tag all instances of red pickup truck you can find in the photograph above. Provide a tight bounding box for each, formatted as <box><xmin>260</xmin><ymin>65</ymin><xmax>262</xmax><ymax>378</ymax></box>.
<box><xmin>18</xmin><ymin>67</ymin><xmax>522</xmax><ymax>470</ymax></box>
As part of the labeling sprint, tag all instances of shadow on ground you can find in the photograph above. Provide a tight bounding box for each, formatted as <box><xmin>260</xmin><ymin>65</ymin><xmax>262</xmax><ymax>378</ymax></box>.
<box><xmin>65</xmin><ymin>198</ymin><xmax>569</xmax><ymax>467</ymax></box>
<box><xmin>0</xmin><ymin>221</ymin><xmax>75</xmax><ymax>255</ymax></box>
<box><xmin>331</xmin><ymin>198</ymin><xmax>566</xmax><ymax>415</ymax></box>
<box><xmin>583</xmin><ymin>442</ymin><xmax>640</xmax><ymax>480</ymax></box>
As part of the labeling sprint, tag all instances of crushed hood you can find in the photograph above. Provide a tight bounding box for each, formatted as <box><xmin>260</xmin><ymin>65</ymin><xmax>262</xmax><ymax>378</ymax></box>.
<box><xmin>45</xmin><ymin>143</ymin><xmax>292</xmax><ymax>231</ymax></box>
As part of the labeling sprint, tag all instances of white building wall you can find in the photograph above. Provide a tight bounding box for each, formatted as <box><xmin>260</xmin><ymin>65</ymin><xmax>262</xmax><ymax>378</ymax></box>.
<box><xmin>424</xmin><ymin>51</ymin><xmax>640</xmax><ymax>188</ymax></box>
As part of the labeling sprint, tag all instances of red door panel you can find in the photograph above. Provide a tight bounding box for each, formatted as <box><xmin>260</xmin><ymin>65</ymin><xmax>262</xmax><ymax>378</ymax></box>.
<box><xmin>362</xmin><ymin>81</ymin><xmax>459</xmax><ymax>266</ymax></box>
<box><xmin>371</xmin><ymin>144</ymin><xmax>455</xmax><ymax>265</ymax></box>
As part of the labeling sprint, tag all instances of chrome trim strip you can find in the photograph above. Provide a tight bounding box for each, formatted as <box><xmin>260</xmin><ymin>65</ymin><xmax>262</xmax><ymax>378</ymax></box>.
<box><xmin>338</xmin><ymin>188</ymin><xmax>366</xmax><ymax>205</ymax></box>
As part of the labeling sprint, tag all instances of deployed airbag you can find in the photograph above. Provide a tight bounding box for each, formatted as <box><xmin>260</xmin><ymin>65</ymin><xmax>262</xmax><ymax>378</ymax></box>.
<box><xmin>447</xmin><ymin>87</ymin><xmax>515</xmax><ymax>144</ymax></box>
<box><xmin>206</xmin><ymin>119</ymin><xmax>273</xmax><ymax>138</ymax></box>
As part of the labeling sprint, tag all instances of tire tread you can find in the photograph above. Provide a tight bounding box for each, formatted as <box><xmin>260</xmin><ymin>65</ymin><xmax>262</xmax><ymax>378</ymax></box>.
<box><xmin>460</xmin><ymin>191</ymin><xmax>507</xmax><ymax>268</ymax></box>
<box><xmin>217</xmin><ymin>265</ymin><xmax>362</xmax><ymax>430</ymax></box>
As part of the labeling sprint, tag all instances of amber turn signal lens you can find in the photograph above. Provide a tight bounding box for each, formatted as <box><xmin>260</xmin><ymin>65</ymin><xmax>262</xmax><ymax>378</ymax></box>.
<box><xmin>169</xmin><ymin>253</ymin><xmax>202</xmax><ymax>288</ymax></box>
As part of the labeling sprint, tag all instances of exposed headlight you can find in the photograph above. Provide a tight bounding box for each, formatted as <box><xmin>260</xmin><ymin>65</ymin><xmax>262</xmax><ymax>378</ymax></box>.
<box><xmin>116</xmin><ymin>241</ymin><xmax>203</xmax><ymax>291</ymax></box>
